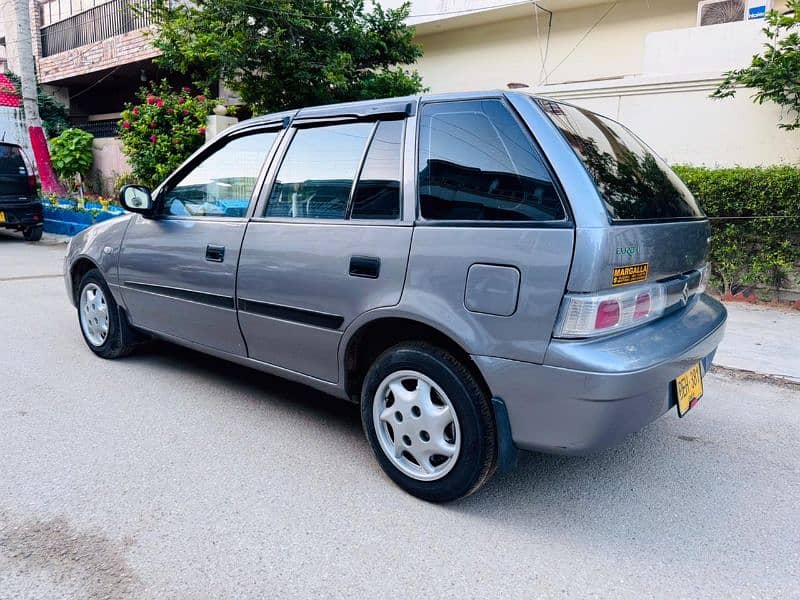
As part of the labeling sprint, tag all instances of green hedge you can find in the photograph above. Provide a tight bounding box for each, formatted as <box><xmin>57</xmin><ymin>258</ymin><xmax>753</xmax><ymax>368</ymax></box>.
<box><xmin>673</xmin><ymin>165</ymin><xmax>800</xmax><ymax>293</ymax></box>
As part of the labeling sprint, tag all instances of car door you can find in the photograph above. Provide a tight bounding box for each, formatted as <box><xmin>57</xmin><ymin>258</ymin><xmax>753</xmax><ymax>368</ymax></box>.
<box><xmin>118</xmin><ymin>127</ymin><xmax>282</xmax><ymax>355</ymax></box>
<box><xmin>237</xmin><ymin>114</ymin><xmax>412</xmax><ymax>383</ymax></box>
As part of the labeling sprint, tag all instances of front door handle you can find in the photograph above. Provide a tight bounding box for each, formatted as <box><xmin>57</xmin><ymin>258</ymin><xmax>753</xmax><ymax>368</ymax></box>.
<box><xmin>349</xmin><ymin>256</ymin><xmax>380</xmax><ymax>279</ymax></box>
<box><xmin>206</xmin><ymin>245</ymin><xmax>225</xmax><ymax>262</ymax></box>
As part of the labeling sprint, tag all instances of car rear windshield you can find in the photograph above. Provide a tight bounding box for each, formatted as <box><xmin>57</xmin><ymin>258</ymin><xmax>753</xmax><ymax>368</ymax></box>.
<box><xmin>0</xmin><ymin>143</ymin><xmax>26</xmax><ymax>176</ymax></box>
<box><xmin>535</xmin><ymin>99</ymin><xmax>704</xmax><ymax>222</ymax></box>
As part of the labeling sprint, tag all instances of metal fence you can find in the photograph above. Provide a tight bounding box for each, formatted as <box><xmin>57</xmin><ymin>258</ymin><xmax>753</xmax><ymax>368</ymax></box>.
<box><xmin>40</xmin><ymin>0</ymin><xmax>158</xmax><ymax>58</ymax></box>
<box><xmin>73</xmin><ymin>119</ymin><xmax>120</xmax><ymax>138</ymax></box>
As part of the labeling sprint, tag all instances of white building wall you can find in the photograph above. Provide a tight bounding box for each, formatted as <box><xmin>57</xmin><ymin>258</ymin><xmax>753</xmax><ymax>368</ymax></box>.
<box><xmin>399</xmin><ymin>0</ymin><xmax>799</xmax><ymax>166</ymax></box>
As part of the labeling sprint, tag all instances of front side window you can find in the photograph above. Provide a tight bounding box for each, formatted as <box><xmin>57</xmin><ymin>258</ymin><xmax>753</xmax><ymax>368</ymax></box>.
<box><xmin>418</xmin><ymin>99</ymin><xmax>565</xmax><ymax>222</ymax></box>
<box><xmin>160</xmin><ymin>131</ymin><xmax>278</xmax><ymax>218</ymax></box>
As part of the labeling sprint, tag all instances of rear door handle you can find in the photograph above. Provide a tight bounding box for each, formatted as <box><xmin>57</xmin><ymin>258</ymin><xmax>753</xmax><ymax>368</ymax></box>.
<box><xmin>349</xmin><ymin>256</ymin><xmax>380</xmax><ymax>279</ymax></box>
<box><xmin>206</xmin><ymin>245</ymin><xmax>225</xmax><ymax>262</ymax></box>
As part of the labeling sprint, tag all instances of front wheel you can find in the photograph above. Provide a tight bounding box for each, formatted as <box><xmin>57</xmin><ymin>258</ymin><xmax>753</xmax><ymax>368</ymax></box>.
<box><xmin>77</xmin><ymin>269</ymin><xmax>138</xmax><ymax>359</ymax></box>
<box><xmin>361</xmin><ymin>342</ymin><xmax>497</xmax><ymax>502</ymax></box>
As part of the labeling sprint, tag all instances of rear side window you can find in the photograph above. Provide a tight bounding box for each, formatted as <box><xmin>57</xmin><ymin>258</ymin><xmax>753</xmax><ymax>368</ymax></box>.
<box><xmin>418</xmin><ymin>99</ymin><xmax>565</xmax><ymax>222</ymax></box>
<box><xmin>266</xmin><ymin>120</ymin><xmax>403</xmax><ymax>220</ymax></box>
<box><xmin>350</xmin><ymin>120</ymin><xmax>403</xmax><ymax>220</ymax></box>
<box><xmin>267</xmin><ymin>122</ymin><xmax>373</xmax><ymax>220</ymax></box>
<box><xmin>0</xmin><ymin>144</ymin><xmax>27</xmax><ymax>175</ymax></box>
<box><xmin>536</xmin><ymin>99</ymin><xmax>704</xmax><ymax>221</ymax></box>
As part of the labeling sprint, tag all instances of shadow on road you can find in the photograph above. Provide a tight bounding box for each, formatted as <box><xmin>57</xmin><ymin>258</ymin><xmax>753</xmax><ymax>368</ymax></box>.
<box><xmin>137</xmin><ymin>338</ymin><xmax>361</xmax><ymax>428</ymax></box>
<box><xmin>116</xmin><ymin>336</ymin><xmax>792</xmax><ymax>575</ymax></box>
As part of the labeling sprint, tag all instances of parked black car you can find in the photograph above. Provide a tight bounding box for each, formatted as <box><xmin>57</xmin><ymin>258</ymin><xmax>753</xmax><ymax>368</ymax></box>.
<box><xmin>0</xmin><ymin>142</ymin><xmax>42</xmax><ymax>241</ymax></box>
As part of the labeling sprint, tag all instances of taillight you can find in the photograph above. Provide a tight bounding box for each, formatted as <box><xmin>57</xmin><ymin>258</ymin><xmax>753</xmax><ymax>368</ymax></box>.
<box><xmin>595</xmin><ymin>300</ymin><xmax>620</xmax><ymax>329</ymax></box>
<box><xmin>555</xmin><ymin>283</ymin><xmax>667</xmax><ymax>338</ymax></box>
<box><xmin>633</xmin><ymin>293</ymin><xmax>651</xmax><ymax>319</ymax></box>
<box><xmin>27</xmin><ymin>175</ymin><xmax>37</xmax><ymax>190</ymax></box>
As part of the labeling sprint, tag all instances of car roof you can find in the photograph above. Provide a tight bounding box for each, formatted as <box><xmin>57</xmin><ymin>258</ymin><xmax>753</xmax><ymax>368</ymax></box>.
<box><xmin>226</xmin><ymin>90</ymin><xmax>539</xmax><ymax>135</ymax></box>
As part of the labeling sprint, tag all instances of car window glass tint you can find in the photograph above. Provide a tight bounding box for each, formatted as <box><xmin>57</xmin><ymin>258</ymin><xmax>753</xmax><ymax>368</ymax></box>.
<box><xmin>536</xmin><ymin>98</ymin><xmax>703</xmax><ymax>221</ymax></box>
<box><xmin>266</xmin><ymin>122</ymin><xmax>373</xmax><ymax>220</ymax></box>
<box><xmin>350</xmin><ymin>120</ymin><xmax>403</xmax><ymax>220</ymax></box>
<box><xmin>418</xmin><ymin>99</ymin><xmax>565</xmax><ymax>222</ymax></box>
<box><xmin>0</xmin><ymin>144</ymin><xmax>26</xmax><ymax>175</ymax></box>
<box><xmin>161</xmin><ymin>131</ymin><xmax>277</xmax><ymax>218</ymax></box>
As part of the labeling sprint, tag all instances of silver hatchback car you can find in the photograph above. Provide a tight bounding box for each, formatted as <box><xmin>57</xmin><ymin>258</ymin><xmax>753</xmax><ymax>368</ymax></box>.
<box><xmin>65</xmin><ymin>91</ymin><xmax>726</xmax><ymax>502</ymax></box>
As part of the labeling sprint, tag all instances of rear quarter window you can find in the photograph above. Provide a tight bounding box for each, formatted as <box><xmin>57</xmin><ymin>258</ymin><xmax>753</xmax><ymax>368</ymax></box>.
<box><xmin>418</xmin><ymin>99</ymin><xmax>566</xmax><ymax>222</ymax></box>
<box><xmin>0</xmin><ymin>144</ymin><xmax>27</xmax><ymax>176</ymax></box>
<box><xmin>536</xmin><ymin>99</ymin><xmax>703</xmax><ymax>222</ymax></box>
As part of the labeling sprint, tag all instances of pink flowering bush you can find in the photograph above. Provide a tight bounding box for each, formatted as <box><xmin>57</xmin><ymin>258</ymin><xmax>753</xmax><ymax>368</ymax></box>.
<box><xmin>118</xmin><ymin>80</ymin><xmax>218</xmax><ymax>188</ymax></box>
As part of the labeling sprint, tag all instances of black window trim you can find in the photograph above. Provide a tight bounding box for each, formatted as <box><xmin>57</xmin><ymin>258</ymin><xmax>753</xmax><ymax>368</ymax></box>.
<box><xmin>414</xmin><ymin>96</ymin><xmax>574</xmax><ymax>229</ymax></box>
<box><xmin>254</xmin><ymin>118</ymin><xmax>406</xmax><ymax>224</ymax></box>
<box><xmin>345</xmin><ymin>121</ymin><xmax>379</xmax><ymax>219</ymax></box>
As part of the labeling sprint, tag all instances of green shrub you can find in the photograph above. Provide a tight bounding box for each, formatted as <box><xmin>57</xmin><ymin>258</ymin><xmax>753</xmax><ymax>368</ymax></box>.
<box><xmin>118</xmin><ymin>80</ymin><xmax>217</xmax><ymax>189</ymax></box>
<box><xmin>49</xmin><ymin>128</ymin><xmax>94</xmax><ymax>187</ymax></box>
<box><xmin>673</xmin><ymin>165</ymin><xmax>800</xmax><ymax>293</ymax></box>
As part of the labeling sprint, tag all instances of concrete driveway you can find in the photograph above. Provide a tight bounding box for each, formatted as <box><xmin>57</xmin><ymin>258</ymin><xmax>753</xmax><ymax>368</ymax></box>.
<box><xmin>1</xmin><ymin>231</ymin><xmax>799</xmax><ymax>599</ymax></box>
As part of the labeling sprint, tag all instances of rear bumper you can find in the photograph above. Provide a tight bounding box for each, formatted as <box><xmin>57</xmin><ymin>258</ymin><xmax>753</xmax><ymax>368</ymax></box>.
<box><xmin>0</xmin><ymin>201</ymin><xmax>42</xmax><ymax>229</ymax></box>
<box><xmin>474</xmin><ymin>294</ymin><xmax>727</xmax><ymax>454</ymax></box>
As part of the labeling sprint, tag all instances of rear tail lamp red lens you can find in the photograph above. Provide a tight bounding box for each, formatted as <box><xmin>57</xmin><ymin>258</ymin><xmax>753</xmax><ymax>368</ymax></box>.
<box><xmin>594</xmin><ymin>300</ymin><xmax>621</xmax><ymax>329</ymax></box>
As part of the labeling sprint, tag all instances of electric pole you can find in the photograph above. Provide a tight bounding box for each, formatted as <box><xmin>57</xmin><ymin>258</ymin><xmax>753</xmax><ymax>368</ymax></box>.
<box><xmin>6</xmin><ymin>0</ymin><xmax>62</xmax><ymax>193</ymax></box>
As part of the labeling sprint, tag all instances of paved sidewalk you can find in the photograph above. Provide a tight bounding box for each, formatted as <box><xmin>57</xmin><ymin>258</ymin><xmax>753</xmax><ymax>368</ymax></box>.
<box><xmin>714</xmin><ymin>302</ymin><xmax>800</xmax><ymax>383</ymax></box>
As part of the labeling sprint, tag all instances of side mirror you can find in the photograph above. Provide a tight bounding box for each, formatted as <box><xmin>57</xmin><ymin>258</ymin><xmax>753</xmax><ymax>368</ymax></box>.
<box><xmin>119</xmin><ymin>184</ymin><xmax>155</xmax><ymax>215</ymax></box>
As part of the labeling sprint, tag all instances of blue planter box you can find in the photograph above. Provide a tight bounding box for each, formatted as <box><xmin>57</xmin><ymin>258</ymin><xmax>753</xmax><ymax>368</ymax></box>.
<box><xmin>42</xmin><ymin>199</ymin><xmax>126</xmax><ymax>236</ymax></box>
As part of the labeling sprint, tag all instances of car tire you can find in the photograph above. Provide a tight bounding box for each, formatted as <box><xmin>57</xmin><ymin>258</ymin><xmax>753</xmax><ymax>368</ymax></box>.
<box><xmin>23</xmin><ymin>225</ymin><xmax>42</xmax><ymax>241</ymax></box>
<box><xmin>361</xmin><ymin>342</ymin><xmax>497</xmax><ymax>502</ymax></box>
<box><xmin>76</xmin><ymin>269</ymin><xmax>139</xmax><ymax>359</ymax></box>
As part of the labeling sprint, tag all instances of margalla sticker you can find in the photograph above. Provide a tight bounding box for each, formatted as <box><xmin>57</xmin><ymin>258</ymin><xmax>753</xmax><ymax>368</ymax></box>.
<box><xmin>612</xmin><ymin>263</ymin><xmax>649</xmax><ymax>286</ymax></box>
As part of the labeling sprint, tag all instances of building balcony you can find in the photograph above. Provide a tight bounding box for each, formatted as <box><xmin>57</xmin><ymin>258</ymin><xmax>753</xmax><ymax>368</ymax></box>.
<box><xmin>39</xmin><ymin>0</ymin><xmax>159</xmax><ymax>58</ymax></box>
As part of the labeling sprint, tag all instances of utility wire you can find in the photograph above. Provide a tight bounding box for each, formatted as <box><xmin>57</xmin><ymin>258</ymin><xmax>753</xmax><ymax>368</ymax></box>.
<box><xmin>541</xmin><ymin>0</ymin><xmax>618</xmax><ymax>82</ymax></box>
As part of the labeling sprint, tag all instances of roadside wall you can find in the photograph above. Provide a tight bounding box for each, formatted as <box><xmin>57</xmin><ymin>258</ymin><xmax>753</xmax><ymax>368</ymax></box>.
<box><xmin>90</xmin><ymin>137</ymin><xmax>129</xmax><ymax>195</ymax></box>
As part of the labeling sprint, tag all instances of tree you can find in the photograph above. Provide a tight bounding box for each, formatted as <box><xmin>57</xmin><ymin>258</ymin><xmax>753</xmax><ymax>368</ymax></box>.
<box><xmin>712</xmin><ymin>1</ymin><xmax>800</xmax><ymax>130</ymax></box>
<box><xmin>152</xmin><ymin>0</ymin><xmax>424</xmax><ymax>114</ymax></box>
<box><xmin>118</xmin><ymin>81</ymin><xmax>217</xmax><ymax>188</ymax></box>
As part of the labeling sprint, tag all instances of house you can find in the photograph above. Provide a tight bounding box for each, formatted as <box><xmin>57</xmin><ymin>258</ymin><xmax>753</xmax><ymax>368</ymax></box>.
<box><xmin>4</xmin><ymin>0</ymin><xmax>197</xmax><ymax>192</ymax></box>
<box><xmin>5</xmin><ymin>0</ymin><xmax>797</xmax><ymax>192</ymax></box>
<box><xmin>386</xmin><ymin>0</ymin><xmax>799</xmax><ymax>167</ymax></box>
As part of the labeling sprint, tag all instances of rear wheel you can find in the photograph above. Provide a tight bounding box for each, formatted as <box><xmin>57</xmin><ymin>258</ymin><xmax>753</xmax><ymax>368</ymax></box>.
<box><xmin>361</xmin><ymin>342</ymin><xmax>497</xmax><ymax>502</ymax></box>
<box><xmin>23</xmin><ymin>225</ymin><xmax>42</xmax><ymax>241</ymax></box>
<box><xmin>77</xmin><ymin>269</ymin><xmax>138</xmax><ymax>359</ymax></box>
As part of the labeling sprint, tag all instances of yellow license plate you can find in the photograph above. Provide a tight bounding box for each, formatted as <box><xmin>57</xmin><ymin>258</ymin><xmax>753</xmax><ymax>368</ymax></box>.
<box><xmin>676</xmin><ymin>363</ymin><xmax>703</xmax><ymax>417</ymax></box>
<box><xmin>0</xmin><ymin>211</ymin><xmax>5</xmax><ymax>223</ymax></box>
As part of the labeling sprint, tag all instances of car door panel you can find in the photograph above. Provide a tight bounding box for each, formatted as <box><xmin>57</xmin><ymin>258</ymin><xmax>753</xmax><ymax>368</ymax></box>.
<box><xmin>117</xmin><ymin>129</ymin><xmax>281</xmax><ymax>355</ymax></box>
<box><xmin>237</xmin><ymin>223</ymin><xmax>412</xmax><ymax>382</ymax></box>
<box><xmin>118</xmin><ymin>217</ymin><xmax>248</xmax><ymax>355</ymax></box>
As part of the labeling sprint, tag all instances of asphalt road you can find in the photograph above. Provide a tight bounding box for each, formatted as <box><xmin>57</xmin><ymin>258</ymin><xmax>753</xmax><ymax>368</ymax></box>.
<box><xmin>1</xmin><ymin>231</ymin><xmax>799</xmax><ymax>599</ymax></box>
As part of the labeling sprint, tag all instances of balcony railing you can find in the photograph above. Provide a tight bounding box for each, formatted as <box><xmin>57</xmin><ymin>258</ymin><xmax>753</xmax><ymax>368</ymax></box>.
<box><xmin>40</xmin><ymin>0</ymin><xmax>158</xmax><ymax>58</ymax></box>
